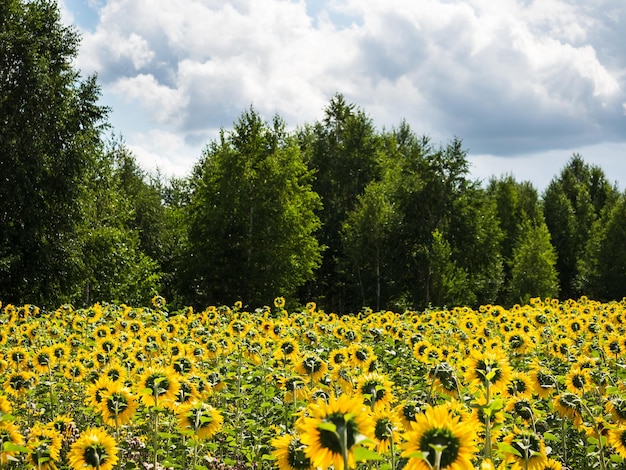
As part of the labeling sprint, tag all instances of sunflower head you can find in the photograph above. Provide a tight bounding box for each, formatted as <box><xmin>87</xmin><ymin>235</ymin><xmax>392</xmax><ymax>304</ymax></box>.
<box><xmin>272</xmin><ymin>434</ymin><xmax>313</xmax><ymax>470</ymax></box>
<box><xmin>465</xmin><ymin>350</ymin><xmax>512</xmax><ymax>393</ymax></box>
<box><xmin>356</xmin><ymin>372</ymin><xmax>395</xmax><ymax>411</ymax></box>
<box><xmin>299</xmin><ymin>394</ymin><xmax>374</xmax><ymax>470</ymax></box>
<box><xmin>68</xmin><ymin>427</ymin><xmax>119</xmax><ymax>470</ymax></box>
<box><xmin>502</xmin><ymin>427</ymin><xmax>547</xmax><ymax>470</ymax></box>
<box><xmin>177</xmin><ymin>402</ymin><xmax>223</xmax><ymax>440</ymax></box>
<box><xmin>400</xmin><ymin>404</ymin><xmax>477</xmax><ymax>470</ymax></box>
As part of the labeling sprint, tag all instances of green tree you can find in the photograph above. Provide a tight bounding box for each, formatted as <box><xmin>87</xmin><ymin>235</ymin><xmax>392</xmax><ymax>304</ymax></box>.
<box><xmin>577</xmin><ymin>193</ymin><xmax>626</xmax><ymax>301</ymax></box>
<box><xmin>383</xmin><ymin>125</ymin><xmax>503</xmax><ymax>309</ymax></box>
<box><xmin>301</xmin><ymin>94</ymin><xmax>384</xmax><ymax>312</ymax></box>
<box><xmin>76</xmin><ymin>143</ymin><xmax>162</xmax><ymax>306</ymax></box>
<box><xmin>508</xmin><ymin>219</ymin><xmax>559</xmax><ymax>305</ymax></box>
<box><xmin>341</xmin><ymin>180</ymin><xmax>395</xmax><ymax>310</ymax></box>
<box><xmin>423</xmin><ymin>229</ymin><xmax>472</xmax><ymax>307</ymax></box>
<box><xmin>543</xmin><ymin>154</ymin><xmax>618</xmax><ymax>299</ymax></box>
<box><xmin>486</xmin><ymin>175</ymin><xmax>543</xmax><ymax>303</ymax></box>
<box><xmin>0</xmin><ymin>0</ymin><xmax>108</xmax><ymax>306</ymax></box>
<box><xmin>185</xmin><ymin>108</ymin><xmax>323</xmax><ymax>307</ymax></box>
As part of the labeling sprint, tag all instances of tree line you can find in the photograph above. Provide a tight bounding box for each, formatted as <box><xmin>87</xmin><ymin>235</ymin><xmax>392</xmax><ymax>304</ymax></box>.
<box><xmin>2</xmin><ymin>0</ymin><xmax>625</xmax><ymax>312</ymax></box>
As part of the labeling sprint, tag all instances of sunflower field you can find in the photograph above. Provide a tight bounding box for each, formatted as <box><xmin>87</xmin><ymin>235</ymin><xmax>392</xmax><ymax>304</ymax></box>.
<box><xmin>1</xmin><ymin>296</ymin><xmax>626</xmax><ymax>470</ymax></box>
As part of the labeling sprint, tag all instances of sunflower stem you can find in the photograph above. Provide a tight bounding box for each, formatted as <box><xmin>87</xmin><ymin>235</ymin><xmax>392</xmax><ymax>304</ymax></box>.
<box><xmin>389</xmin><ymin>425</ymin><xmax>396</xmax><ymax>470</ymax></box>
<box><xmin>580</xmin><ymin>400</ymin><xmax>607</xmax><ymax>470</ymax></box>
<box><xmin>483</xmin><ymin>381</ymin><xmax>492</xmax><ymax>462</ymax></box>
<box><xmin>115</xmin><ymin>414</ymin><xmax>121</xmax><ymax>470</ymax></box>
<box><xmin>341</xmin><ymin>418</ymin><xmax>350</xmax><ymax>470</ymax></box>
<box><xmin>561</xmin><ymin>417</ymin><xmax>568</xmax><ymax>467</ymax></box>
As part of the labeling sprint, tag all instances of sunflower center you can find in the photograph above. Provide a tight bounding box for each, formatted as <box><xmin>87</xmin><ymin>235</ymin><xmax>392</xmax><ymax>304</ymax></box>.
<box><xmin>402</xmin><ymin>404</ymin><xmax>421</xmax><ymax>423</ymax></box>
<box><xmin>509</xmin><ymin>335</ymin><xmax>524</xmax><ymax>349</ymax></box>
<box><xmin>281</xmin><ymin>342</ymin><xmax>295</xmax><ymax>355</ymax></box>
<box><xmin>106</xmin><ymin>392</ymin><xmax>129</xmax><ymax>414</ymax></box>
<box><xmin>318</xmin><ymin>413</ymin><xmax>358</xmax><ymax>454</ymax></box>
<box><xmin>609</xmin><ymin>341</ymin><xmax>621</xmax><ymax>354</ymax></box>
<box><xmin>332</xmin><ymin>353</ymin><xmax>345</xmax><ymax>365</ymax></box>
<box><xmin>84</xmin><ymin>444</ymin><xmax>108</xmax><ymax>467</ymax></box>
<box><xmin>513</xmin><ymin>400</ymin><xmax>533</xmax><ymax>420</ymax></box>
<box><xmin>287</xmin><ymin>438</ymin><xmax>311</xmax><ymax>470</ymax></box>
<box><xmin>536</xmin><ymin>371</ymin><xmax>556</xmax><ymax>389</ymax></box>
<box><xmin>361</xmin><ymin>380</ymin><xmax>385</xmax><ymax>405</ymax></box>
<box><xmin>476</xmin><ymin>359</ymin><xmax>502</xmax><ymax>383</ymax></box>
<box><xmin>36</xmin><ymin>353</ymin><xmax>50</xmax><ymax>366</ymax></box>
<box><xmin>174</xmin><ymin>358</ymin><xmax>193</xmax><ymax>374</ymax></box>
<box><xmin>419</xmin><ymin>427</ymin><xmax>460</xmax><ymax>468</ymax></box>
<box><xmin>507</xmin><ymin>378</ymin><xmax>527</xmax><ymax>395</ymax></box>
<box><xmin>374</xmin><ymin>418</ymin><xmax>393</xmax><ymax>441</ymax></box>
<box><xmin>355</xmin><ymin>350</ymin><xmax>368</xmax><ymax>361</ymax></box>
<box><xmin>302</xmin><ymin>357</ymin><xmax>323</xmax><ymax>374</ymax></box>
<box><xmin>146</xmin><ymin>374</ymin><xmax>170</xmax><ymax>395</ymax></box>
<box><xmin>571</xmin><ymin>374</ymin><xmax>585</xmax><ymax>390</ymax></box>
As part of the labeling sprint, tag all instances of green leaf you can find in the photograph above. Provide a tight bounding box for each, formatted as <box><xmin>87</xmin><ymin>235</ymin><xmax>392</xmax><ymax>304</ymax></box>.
<box><xmin>543</xmin><ymin>432</ymin><xmax>560</xmax><ymax>442</ymax></box>
<box><xmin>317</xmin><ymin>422</ymin><xmax>337</xmax><ymax>433</ymax></box>
<box><xmin>353</xmin><ymin>446</ymin><xmax>384</xmax><ymax>462</ymax></box>
<box><xmin>497</xmin><ymin>442</ymin><xmax>522</xmax><ymax>458</ymax></box>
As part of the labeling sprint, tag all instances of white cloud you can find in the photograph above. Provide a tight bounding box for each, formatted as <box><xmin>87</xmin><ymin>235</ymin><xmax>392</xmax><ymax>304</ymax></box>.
<box><xmin>125</xmin><ymin>129</ymin><xmax>204</xmax><ymax>178</ymax></box>
<box><xmin>111</xmin><ymin>74</ymin><xmax>186</xmax><ymax>126</ymax></box>
<box><xmin>65</xmin><ymin>0</ymin><xmax>626</xmax><ymax>187</ymax></box>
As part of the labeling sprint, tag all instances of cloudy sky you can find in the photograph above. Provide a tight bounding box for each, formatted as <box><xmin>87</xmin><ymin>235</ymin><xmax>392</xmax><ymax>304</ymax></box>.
<box><xmin>59</xmin><ymin>0</ymin><xmax>626</xmax><ymax>191</ymax></box>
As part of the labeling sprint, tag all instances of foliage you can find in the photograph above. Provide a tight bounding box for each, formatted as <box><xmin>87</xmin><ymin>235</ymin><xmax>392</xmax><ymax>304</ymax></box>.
<box><xmin>185</xmin><ymin>108</ymin><xmax>323</xmax><ymax>307</ymax></box>
<box><xmin>0</xmin><ymin>0</ymin><xmax>108</xmax><ymax>306</ymax></box>
<box><xmin>542</xmin><ymin>155</ymin><xmax>618</xmax><ymax>300</ymax></box>
<box><xmin>508</xmin><ymin>219</ymin><xmax>559</xmax><ymax>305</ymax></box>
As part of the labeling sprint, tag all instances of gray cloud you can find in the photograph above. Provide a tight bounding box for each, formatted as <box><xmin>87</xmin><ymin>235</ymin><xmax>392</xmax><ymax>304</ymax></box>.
<box><xmin>62</xmin><ymin>0</ymin><xmax>626</xmax><ymax>184</ymax></box>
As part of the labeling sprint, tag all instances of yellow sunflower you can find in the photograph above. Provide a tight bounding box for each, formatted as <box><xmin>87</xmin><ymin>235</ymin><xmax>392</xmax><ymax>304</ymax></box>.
<box><xmin>368</xmin><ymin>407</ymin><xmax>401</xmax><ymax>455</ymax></box>
<box><xmin>0</xmin><ymin>394</ymin><xmax>12</xmax><ymax>414</ymax></box>
<box><xmin>606</xmin><ymin>396</ymin><xmax>626</xmax><ymax>425</ymax></box>
<box><xmin>564</xmin><ymin>368</ymin><xmax>590</xmax><ymax>395</ymax></box>
<box><xmin>176</xmin><ymin>401</ymin><xmax>223</xmax><ymax>440</ymax></box>
<box><xmin>464</xmin><ymin>349</ymin><xmax>512</xmax><ymax>394</ymax></box>
<box><xmin>355</xmin><ymin>372</ymin><xmax>395</xmax><ymax>411</ymax></box>
<box><xmin>50</xmin><ymin>414</ymin><xmax>78</xmax><ymax>442</ymax></box>
<box><xmin>552</xmin><ymin>392</ymin><xmax>583</xmax><ymax>426</ymax></box>
<box><xmin>298</xmin><ymin>393</ymin><xmax>374</xmax><ymax>470</ymax></box>
<box><xmin>6</xmin><ymin>345</ymin><xmax>29</xmax><ymax>369</ymax></box>
<box><xmin>85</xmin><ymin>376</ymin><xmax>116</xmax><ymax>408</ymax></box>
<box><xmin>175</xmin><ymin>378</ymin><xmax>200</xmax><ymax>405</ymax></box>
<box><xmin>274</xmin><ymin>338</ymin><xmax>300</xmax><ymax>363</ymax></box>
<box><xmin>33</xmin><ymin>347</ymin><xmax>53</xmax><ymax>374</ymax></box>
<box><xmin>272</xmin><ymin>433</ymin><xmax>313</xmax><ymax>470</ymax></box>
<box><xmin>136</xmin><ymin>366</ymin><xmax>181</xmax><ymax>409</ymax></box>
<box><xmin>279</xmin><ymin>375</ymin><xmax>308</xmax><ymax>403</ymax></box>
<box><xmin>501</xmin><ymin>427</ymin><xmax>547</xmax><ymax>470</ymax></box>
<box><xmin>97</xmin><ymin>382</ymin><xmax>138</xmax><ymax>426</ymax></box>
<box><xmin>171</xmin><ymin>354</ymin><xmax>196</xmax><ymax>376</ymax></box>
<box><xmin>400</xmin><ymin>404</ymin><xmax>477</xmax><ymax>470</ymax></box>
<box><xmin>349</xmin><ymin>343</ymin><xmax>376</xmax><ymax>369</ymax></box>
<box><xmin>394</xmin><ymin>399</ymin><xmax>428</xmax><ymax>432</ymax></box>
<box><xmin>505</xmin><ymin>372</ymin><xmax>533</xmax><ymax>399</ymax></box>
<box><xmin>4</xmin><ymin>370</ymin><xmax>33</xmax><ymax>397</ymax></box>
<box><xmin>25</xmin><ymin>423</ymin><xmax>62</xmax><ymax>470</ymax></box>
<box><xmin>68</xmin><ymin>427</ymin><xmax>118</xmax><ymax>470</ymax></box>
<box><xmin>0</xmin><ymin>421</ymin><xmax>25</xmax><ymax>465</ymax></box>
<box><xmin>608</xmin><ymin>426</ymin><xmax>626</xmax><ymax>459</ymax></box>
<box><xmin>504</xmin><ymin>397</ymin><xmax>536</xmax><ymax>424</ymax></box>
<box><xmin>528</xmin><ymin>363</ymin><xmax>558</xmax><ymax>399</ymax></box>
<box><xmin>541</xmin><ymin>458</ymin><xmax>563</xmax><ymax>469</ymax></box>
<box><xmin>294</xmin><ymin>354</ymin><xmax>328</xmax><ymax>384</ymax></box>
